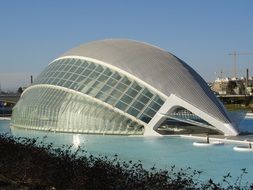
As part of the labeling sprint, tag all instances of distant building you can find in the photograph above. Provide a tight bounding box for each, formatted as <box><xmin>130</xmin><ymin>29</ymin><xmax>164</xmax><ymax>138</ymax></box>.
<box><xmin>211</xmin><ymin>77</ymin><xmax>253</xmax><ymax>95</ymax></box>
<box><xmin>11</xmin><ymin>39</ymin><xmax>238</xmax><ymax>136</ymax></box>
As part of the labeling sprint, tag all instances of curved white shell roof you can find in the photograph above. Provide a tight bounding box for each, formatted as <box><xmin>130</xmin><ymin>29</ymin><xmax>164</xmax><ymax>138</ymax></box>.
<box><xmin>61</xmin><ymin>39</ymin><xmax>230</xmax><ymax>124</ymax></box>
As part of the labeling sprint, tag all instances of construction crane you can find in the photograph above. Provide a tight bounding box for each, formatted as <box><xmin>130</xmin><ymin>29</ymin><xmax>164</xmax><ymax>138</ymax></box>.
<box><xmin>228</xmin><ymin>51</ymin><xmax>253</xmax><ymax>78</ymax></box>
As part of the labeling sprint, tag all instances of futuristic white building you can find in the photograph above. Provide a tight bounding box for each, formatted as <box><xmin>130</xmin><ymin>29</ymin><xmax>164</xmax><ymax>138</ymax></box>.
<box><xmin>11</xmin><ymin>39</ymin><xmax>239</xmax><ymax>136</ymax></box>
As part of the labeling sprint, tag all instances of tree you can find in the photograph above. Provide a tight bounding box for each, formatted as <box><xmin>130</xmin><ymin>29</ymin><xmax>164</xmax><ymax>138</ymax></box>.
<box><xmin>17</xmin><ymin>87</ymin><xmax>23</xmax><ymax>94</ymax></box>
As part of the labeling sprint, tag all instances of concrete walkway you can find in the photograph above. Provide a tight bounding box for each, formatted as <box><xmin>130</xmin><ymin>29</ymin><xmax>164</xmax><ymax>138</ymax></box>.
<box><xmin>0</xmin><ymin>117</ymin><xmax>11</xmax><ymax>121</ymax></box>
<box><xmin>180</xmin><ymin>134</ymin><xmax>253</xmax><ymax>145</ymax></box>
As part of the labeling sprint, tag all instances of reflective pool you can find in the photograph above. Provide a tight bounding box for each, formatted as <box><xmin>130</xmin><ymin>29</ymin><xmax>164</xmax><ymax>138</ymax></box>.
<box><xmin>1</xmin><ymin>119</ymin><xmax>253</xmax><ymax>183</ymax></box>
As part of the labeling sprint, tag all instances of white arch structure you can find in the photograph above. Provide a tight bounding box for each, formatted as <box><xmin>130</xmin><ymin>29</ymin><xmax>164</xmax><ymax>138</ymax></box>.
<box><xmin>146</xmin><ymin>94</ymin><xmax>238</xmax><ymax>136</ymax></box>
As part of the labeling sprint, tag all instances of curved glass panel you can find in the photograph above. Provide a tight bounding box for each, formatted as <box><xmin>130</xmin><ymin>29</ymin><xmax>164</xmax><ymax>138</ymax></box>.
<box><xmin>11</xmin><ymin>86</ymin><xmax>144</xmax><ymax>135</ymax></box>
<box><xmin>156</xmin><ymin>107</ymin><xmax>221</xmax><ymax>135</ymax></box>
<box><xmin>34</xmin><ymin>58</ymin><xmax>165</xmax><ymax>123</ymax></box>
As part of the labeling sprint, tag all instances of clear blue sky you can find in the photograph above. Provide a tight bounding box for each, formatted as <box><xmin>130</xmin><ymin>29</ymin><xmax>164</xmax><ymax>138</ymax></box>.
<box><xmin>0</xmin><ymin>0</ymin><xmax>253</xmax><ymax>91</ymax></box>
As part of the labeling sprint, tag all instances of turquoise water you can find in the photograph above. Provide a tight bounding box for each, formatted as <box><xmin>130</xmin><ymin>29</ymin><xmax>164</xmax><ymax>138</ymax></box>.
<box><xmin>0</xmin><ymin>120</ymin><xmax>11</xmax><ymax>134</ymax></box>
<box><xmin>1</xmin><ymin>120</ymin><xmax>253</xmax><ymax>183</ymax></box>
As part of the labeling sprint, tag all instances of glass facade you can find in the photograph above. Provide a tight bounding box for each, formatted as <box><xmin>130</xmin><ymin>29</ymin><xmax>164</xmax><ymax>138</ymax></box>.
<box><xmin>12</xmin><ymin>58</ymin><xmax>165</xmax><ymax>135</ymax></box>
<box><xmin>156</xmin><ymin>107</ymin><xmax>220</xmax><ymax>135</ymax></box>
<box><xmin>11</xmin><ymin>86</ymin><xmax>144</xmax><ymax>135</ymax></box>
<box><xmin>35</xmin><ymin>58</ymin><xmax>165</xmax><ymax>123</ymax></box>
